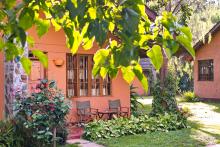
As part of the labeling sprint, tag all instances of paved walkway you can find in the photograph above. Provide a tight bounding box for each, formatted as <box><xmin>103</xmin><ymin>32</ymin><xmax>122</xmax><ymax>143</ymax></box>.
<box><xmin>67</xmin><ymin>139</ymin><xmax>104</xmax><ymax>147</ymax></box>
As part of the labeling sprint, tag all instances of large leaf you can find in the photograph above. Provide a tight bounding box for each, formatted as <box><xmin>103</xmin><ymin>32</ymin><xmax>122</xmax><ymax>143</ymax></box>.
<box><xmin>92</xmin><ymin>64</ymin><xmax>100</xmax><ymax>77</ymax></box>
<box><xmin>83</xmin><ymin>37</ymin><xmax>95</xmax><ymax>50</ymax></box>
<box><xmin>176</xmin><ymin>35</ymin><xmax>195</xmax><ymax>57</ymax></box>
<box><xmin>71</xmin><ymin>30</ymin><xmax>81</xmax><ymax>54</ymax></box>
<box><xmin>51</xmin><ymin>19</ymin><xmax>61</xmax><ymax>32</ymax></box>
<box><xmin>18</xmin><ymin>8</ymin><xmax>34</xmax><ymax>30</ymax></box>
<box><xmin>35</xmin><ymin>19</ymin><xmax>50</xmax><ymax>37</ymax></box>
<box><xmin>88</xmin><ymin>20</ymin><xmax>108</xmax><ymax>46</ymax></box>
<box><xmin>147</xmin><ymin>45</ymin><xmax>163</xmax><ymax>71</ymax></box>
<box><xmin>20</xmin><ymin>57</ymin><xmax>32</xmax><ymax>74</ymax></box>
<box><xmin>32</xmin><ymin>50</ymin><xmax>48</xmax><ymax>68</ymax></box>
<box><xmin>88</xmin><ymin>7</ymin><xmax>96</xmax><ymax>19</ymax></box>
<box><xmin>121</xmin><ymin>66</ymin><xmax>135</xmax><ymax>83</ymax></box>
<box><xmin>179</xmin><ymin>26</ymin><xmax>192</xmax><ymax>41</ymax></box>
<box><xmin>122</xmin><ymin>8</ymin><xmax>139</xmax><ymax>34</ymax></box>
<box><xmin>132</xmin><ymin>64</ymin><xmax>148</xmax><ymax>92</ymax></box>
<box><xmin>64</xmin><ymin>27</ymin><xmax>74</xmax><ymax>48</ymax></box>
<box><xmin>17</xmin><ymin>27</ymin><xmax>26</xmax><ymax>47</ymax></box>
<box><xmin>100</xmin><ymin>67</ymin><xmax>108</xmax><ymax>78</ymax></box>
<box><xmin>93</xmin><ymin>49</ymin><xmax>109</xmax><ymax>65</ymax></box>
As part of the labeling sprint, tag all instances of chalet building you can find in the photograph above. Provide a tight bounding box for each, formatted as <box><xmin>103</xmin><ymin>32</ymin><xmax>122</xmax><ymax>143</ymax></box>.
<box><xmin>0</xmin><ymin>6</ymin><xmax>158</xmax><ymax>122</ymax></box>
<box><xmin>194</xmin><ymin>22</ymin><xmax>220</xmax><ymax>99</ymax></box>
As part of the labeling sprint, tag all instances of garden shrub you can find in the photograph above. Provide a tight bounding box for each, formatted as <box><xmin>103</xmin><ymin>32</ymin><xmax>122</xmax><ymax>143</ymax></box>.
<box><xmin>179</xmin><ymin>106</ymin><xmax>192</xmax><ymax>117</ymax></box>
<box><xmin>130</xmin><ymin>85</ymin><xmax>143</xmax><ymax>116</ymax></box>
<box><xmin>151</xmin><ymin>71</ymin><xmax>178</xmax><ymax>115</ymax></box>
<box><xmin>182</xmin><ymin>91</ymin><xmax>199</xmax><ymax>102</ymax></box>
<box><xmin>83</xmin><ymin>113</ymin><xmax>188</xmax><ymax>141</ymax></box>
<box><xmin>14</xmin><ymin>79</ymin><xmax>70</xmax><ymax>146</ymax></box>
<box><xmin>0</xmin><ymin>120</ymin><xmax>22</xmax><ymax>147</ymax></box>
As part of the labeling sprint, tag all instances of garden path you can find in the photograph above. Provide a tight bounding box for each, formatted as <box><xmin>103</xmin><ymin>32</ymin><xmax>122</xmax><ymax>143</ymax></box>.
<box><xmin>67</xmin><ymin>139</ymin><xmax>104</xmax><ymax>147</ymax></box>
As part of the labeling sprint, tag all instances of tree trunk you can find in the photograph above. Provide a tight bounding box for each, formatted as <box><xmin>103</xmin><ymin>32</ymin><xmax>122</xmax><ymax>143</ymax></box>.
<box><xmin>53</xmin><ymin>127</ymin><xmax>57</xmax><ymax>147</ymax></box>
<box><xmin>160</xmin><ymin>50</ymin><xmax>169</xmax><ymax>88</ymax></box>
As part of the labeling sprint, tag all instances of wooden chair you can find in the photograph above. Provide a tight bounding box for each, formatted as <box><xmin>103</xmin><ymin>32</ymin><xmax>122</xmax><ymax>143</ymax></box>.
<box><xmin>76</xmin><ymin>101</ymin><xmax>98</xmax><ymax>123</ymax></box>
<box><xmin>108</xmin><ymin>99</ymin><xmax>129</xmax><ymax>117</ymax></box>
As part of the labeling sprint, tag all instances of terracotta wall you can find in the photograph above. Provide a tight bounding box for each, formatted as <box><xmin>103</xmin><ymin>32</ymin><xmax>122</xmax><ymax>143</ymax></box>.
<box><xmin>132</xmin><ymin>78</ymin><xmax>146</xmax><ymax>96</ymax></box>
<box><xmin>194</xmin><ymin>31</ymin><xmax>220</xmax><ymax>99</ymax></box>
<box><xmin>0</xmin><ymin>53</ymin><xmax>4</xmax><ymax>120</ymax></box>
<box><xmin>28</xmin><ymin>27</ymin><xmax>130</xmax><ymax>122</ymax></box>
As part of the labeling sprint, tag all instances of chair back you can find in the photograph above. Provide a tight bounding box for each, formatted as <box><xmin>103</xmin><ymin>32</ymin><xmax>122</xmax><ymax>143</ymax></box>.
<box><xmin>76</xmin><ymin>101</ymin><xmax>91</xmax><ymax>115</ymax></box>
<box><xmin>109</xmin><ymin>99</ymin><xmax>121</xmax><ymax>110</ymax></box>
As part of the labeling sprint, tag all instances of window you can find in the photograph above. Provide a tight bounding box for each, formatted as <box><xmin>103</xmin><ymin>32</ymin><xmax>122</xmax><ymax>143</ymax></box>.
<box><xmin>198</xmin><ymin>59</ymin><xmax>214</xmax><ymax>81</ymax></box>
<box><xmin>67</xmin><ymin>54</ymin><xmax>111</xmax><ymax>97</ymax></box>
<box><xmin>28</xmin><ymin>52</ymin><xmax>47</xmax><ymax>93</ymax></box>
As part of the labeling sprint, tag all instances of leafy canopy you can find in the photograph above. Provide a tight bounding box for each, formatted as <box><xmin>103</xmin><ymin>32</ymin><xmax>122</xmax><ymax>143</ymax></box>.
<box><xmin>0</xmin><ymin>0</ymin><xmax>194</xmax><ymax>92</ymax></box>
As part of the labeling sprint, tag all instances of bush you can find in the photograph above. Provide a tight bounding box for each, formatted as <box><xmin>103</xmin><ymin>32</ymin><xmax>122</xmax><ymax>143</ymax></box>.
<box><xmin>83</xmin><ymin>113</ymin><xmax>188</xmax><ymax>141</ymax></box>
<box><xmin>14</xmin><ymin>79</ymin><xmax>70</xmax><ymax>146</ymax></box>
<box><xmin>179</xmin><ymin>106</ymin><xmax>192</xmax><ymax>117</ymax></box>
<box><xmin>0</xmin><ymin>120</ymin><xmax>22</xmax><ymax>147</ymax></box>
<box><xmin>182</xmin><ymin>91</ymin><xmax>199</xmax><ymax>102</ymax></box>
<box><xmin>130</xmin><ymin>85</ymin><xmax>143</xmax><ymax>116</ymax></box>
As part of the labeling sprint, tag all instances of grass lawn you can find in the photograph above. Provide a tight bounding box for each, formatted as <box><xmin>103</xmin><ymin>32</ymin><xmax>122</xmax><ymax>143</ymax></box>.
<box><xmin>97</xmin><ymin>98</ymin><xmax>220</xmax><ymax>147</ymax></box>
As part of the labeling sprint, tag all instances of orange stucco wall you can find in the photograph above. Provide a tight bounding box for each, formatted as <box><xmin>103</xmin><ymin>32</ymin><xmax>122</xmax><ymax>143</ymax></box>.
<box><xmin>132</xmin><ymin>78</ymin><xmax>147</xmax><ymax>96</ymax></box>
<box><xmin>0</xmin><ymin>53</ymin><xmax>4</xmax><ymax>120</ymax></box>
<box><xmin>194</xmin><ymin>31</ymin><xmax>220</xmax><ymax>99</ymax></box>
<box><xmin>28</xmin><ymin>27</ymin><xmax>130</xmax><ymax>122</ymax></box>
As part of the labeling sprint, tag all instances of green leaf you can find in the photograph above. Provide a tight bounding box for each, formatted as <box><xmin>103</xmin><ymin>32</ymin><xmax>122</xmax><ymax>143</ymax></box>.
<box><xmin>20</xmin><ymin>57</ymin><xmax>32</xmax><ymax>74</ymax></box>
<box><xmin>64</xmin><ymin>27</ymin><xmax>74</xmax><ymax>48</ymax></box>
<box><xmin>83</xmin><ymin>37</ymin><xmax>95</xmax><ymax>50</ymax></box>
<box><xmin>0</xmin><ymin>38</ymin><xmax>4</xmax><ymax>51</ymax></box>
<box><xmin>109</xmin><ymin>68</ymin><xmax>118</xmax><ymax>78</ymax></box>
<box><xmin>100</xmin><ymin>67</ymin><xmax>108</xmax><ymax>78</ymax></box>
<box><xmin>18</xmin><ymin>8</ymin><xmax>34</xmax><ymax>30</ymax></box>
<box><xmin>17</xmin><ymin>27</ymin><xmax>26</xmax><ymax>47</ymax></box>
<box><xmin>179</xmin><ymin>27</ymin><xmax>192</xmax><ymax>41</ymax></box>
<box><xmin>71</xmin><ymin>30</ymin><xmax>81</xmax><ymax>54</ymax></box>
<box><xmin>163</xmin><ymin>40</ymin><xmax>179</xmax><ymax>59</ymax></box>
<box><xmin>32</xmin><ymin>50</ymin><xmax>48</xmax><ymax>68</ymax></box>
<box><xmin>176</xmin><ymin>35</ymin><xmax>195</xmax><ymax>57</ymax></box>
<box><xmin>88</xmin><ymin>7</ymin><xmax>96</xmax><ymax>19</ymax></box>
<box><xmin>132</xmin><ymin>64</ymin><xmax>148</xmax><ymax>92</ymax></box>
<box><xmin>27</xmin><ymin>36</ymin><xmax>35</xmax><ymax>47</ymax></box>
<box><xmin>35</xmin><ymin>19</ymin><xmax>50</xmax><ymax>37</ymax></box>
<box><xmin>92</xmin><ymin>64</ymin><xmax>100</xmax><ymax>77</ymax></box>
<box><xmin>88</xmin><ymin>20</ymin><xmax>108</xmax><ymax>46</ymax></box>
<box><xmin>121</xmin><ymin>66</ymin><xmax>135</xmax><ymax>83</ymax></box>
<box><xmin>51</xmin><ymin>19</ymin><xmax>61</xmax><ymax>32</ymax></box>
<box><xmin>147</xmin><ymin>45</ymin><xmax>163</xmax><ymax>71</ymax></box>
<box><xmin>109</xmin><ymin>22</ymin><xmax>115</xmax><ymax>32</ymax></box>
<box><xmin>93</xmin><ymin>49</ymin><xmax>109</xmax><ymax>65</ymax></box>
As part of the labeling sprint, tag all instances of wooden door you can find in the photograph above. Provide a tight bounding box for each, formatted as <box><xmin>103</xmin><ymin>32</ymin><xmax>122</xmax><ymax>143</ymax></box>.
<box><xmin>28</xmin><ymin>60</ymin><xmax>45</xmax><ymax>93</ymax></box>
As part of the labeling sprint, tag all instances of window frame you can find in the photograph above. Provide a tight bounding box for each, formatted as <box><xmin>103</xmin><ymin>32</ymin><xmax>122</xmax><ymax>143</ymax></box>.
<box><xmin>66</xmin><ymin>53</ymin><xmax>112</xmax><ymax>98</ymax></box>
<box><xmin>198</xmin><ymin>59</ymin><xmax>214</xmax><ymax>81</ymax></box>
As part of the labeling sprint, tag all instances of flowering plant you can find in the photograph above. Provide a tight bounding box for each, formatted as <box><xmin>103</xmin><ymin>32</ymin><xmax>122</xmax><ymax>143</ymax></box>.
<box><xmin>14</xmin><ymin>79</ymin><xmax>70</xmax><ymax>146</ymax></box>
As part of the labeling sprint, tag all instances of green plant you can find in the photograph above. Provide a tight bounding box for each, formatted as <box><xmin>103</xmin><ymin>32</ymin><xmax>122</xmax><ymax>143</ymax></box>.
<box><xmin>14</xmin><ymin>79</ymin><xmax>70</xmax><ymax>146</ymax></box>
<box><xmin>182</xmin><ymin>91</ymin><xmax>199</xmax><ymax>102</ymax></box>
<box><xmin>151</xmin><ymin>72</ymin><xmax>178</xmax><ymax>115</ymax></box>
<box><xmin>83</xmin><ymin>113</ymin><xmax>188</xmax><ymax>141</ymax></box>
<box><xmin>0</xmin><ymin>120</ymin><xmax>14</xmax><ymax>146</ymax></box>
<box><xmin>130</xmin><ymin>85</ymin><xmax>143</xmax><ymax>116</ymax></box>
<box><xmin>179</xmin><ymin>106</ymin><xmax>192</xmax><ymax>117</ymax></box>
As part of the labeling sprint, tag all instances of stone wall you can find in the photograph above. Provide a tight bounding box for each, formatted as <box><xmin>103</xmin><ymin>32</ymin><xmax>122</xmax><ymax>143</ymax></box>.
<box><xmin>4</xmin><ymin>48</ymin><xmax>28</xmax><ymax>118</ymax></box>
